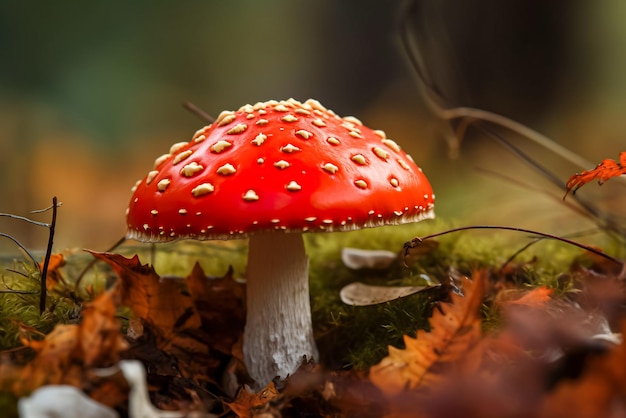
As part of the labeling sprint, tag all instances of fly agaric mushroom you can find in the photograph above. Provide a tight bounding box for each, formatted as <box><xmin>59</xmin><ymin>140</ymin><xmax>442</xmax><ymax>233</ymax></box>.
<box><xmin>125</xmin><ymin>98</ymin><xmax>435</xmax><ymax>387</ymax></box>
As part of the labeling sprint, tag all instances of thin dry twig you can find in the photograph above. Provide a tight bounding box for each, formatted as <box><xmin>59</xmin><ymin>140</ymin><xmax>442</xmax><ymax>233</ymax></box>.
<box><xmin>182</xmin><ymin>101</ymin><xmax>215</xmax><ymax>124</ymax></box>
<box><xmin>404</xmin><ymin>225</ymin><xmax>623</xmax><ymax>268</ymax></box>
<box><xmin>39</xmin><ymin>197</ymin><xmax>59</xmax><ymax>314</ymax></box>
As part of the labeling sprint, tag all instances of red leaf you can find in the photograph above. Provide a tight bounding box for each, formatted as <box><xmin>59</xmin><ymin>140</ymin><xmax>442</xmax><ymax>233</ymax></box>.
<box><xmin>564</xmin><ymin>151</ymin><xmax>626</xmax><ymax>197</ymax></box>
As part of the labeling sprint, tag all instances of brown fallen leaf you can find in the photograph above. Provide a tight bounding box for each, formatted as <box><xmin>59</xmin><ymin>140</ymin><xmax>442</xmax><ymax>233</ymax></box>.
<box><xmin>185</xmin><ymin>262</ymin><xmax>246</xmax><ymax>355</ymax></box>
<box><xmin>39</xmin><ymin>253</ymin><xmax>66</xmax><ymax>291</ymax></box>
<box><xmin>509</xmin><ymin>286</ymin><xmax>553</xmax><ymax>307</ymax></box>
<box><xmin>225</xmin><ymin>381</ymin><xmax>278</xmax><ymax>418</ymax></box>
<box><xmin>538</xmin><ymin>320</ymin><xmax>626</xmax><ymax>418</ymax></box>
<box><xmin>564</xmin><ymin>151</ymin><xmax>626</xmax><ymax>197</ymax></box>
<box><xmin>1</xmin><ymin>285</ymin><xmax>128</xmax><ymax>402</ymax></box>
<box><xmin>89</xmin><ymin>251</ymin><xmax>245</xmax><ymax>408</ymax></box>
<box><xmin>369</xmin><ymin>271</ymin><xmax>486</xmax><ymax>395</ymax></box>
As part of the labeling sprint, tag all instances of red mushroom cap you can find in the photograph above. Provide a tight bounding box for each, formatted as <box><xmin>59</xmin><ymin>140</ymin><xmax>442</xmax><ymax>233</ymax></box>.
<box><xmin>126</xmin><ymin>98</ymin><xmax>434</xmax><ymax>241</ymax></box>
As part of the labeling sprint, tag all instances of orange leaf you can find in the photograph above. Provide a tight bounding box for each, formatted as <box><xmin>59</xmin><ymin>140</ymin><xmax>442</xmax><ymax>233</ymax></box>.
<box><xmin>538</xmin><ymin>321</ymin><xmax>626</xmax><ymax>417</ymax></box>
<box><xmin>508</xmin><ymin>286</ymin><xmax>553</xmax><ymax>307</ymax></box>
<box><xmin>564</xmin><ymin>151</ymin><xmax>626</xmax><ymax>197</ymax></box>
<box><xmin>369</xmin><ymin>271</ymin><xmax>486</xmax><ymax>395</ymax></box>
<box><xmin>39</xmin><ymin>253</ymin><xmax>66</xmax><ymax>291</ymax></box>
<box><xmin>225</xmin><ymin>382</ymin><xmax>279</xmax><ymax>418</ymax></box>
<box><xmin>88</xmin><ymin>252</ymin><xmax>241</xmax><ymax>387</ymax></box>
<box><xmin>3</xmin><ymin>286</ymin><xmax>126</xmax><ymax>395</ymax></box>
<box><xmin>87</xmin><ymin>251</ymin><xmax>202</xmax><ymax>341</ymax></box>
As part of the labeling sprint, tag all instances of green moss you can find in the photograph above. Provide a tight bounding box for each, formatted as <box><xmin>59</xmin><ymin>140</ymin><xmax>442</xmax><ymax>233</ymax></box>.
<box><xmin>0</xmin><ymin>252</ymin><xmax>108</xmax><ymax>351</ymax></box>
<box><xmin>305</xmin><ymin>219</ymin><xmax>599</xmax><ymax>369</ymax></box>
<box><xmin>124</xmin><ymin>240</ymin><xmax>248</xmax><ymax>278</ymax></box>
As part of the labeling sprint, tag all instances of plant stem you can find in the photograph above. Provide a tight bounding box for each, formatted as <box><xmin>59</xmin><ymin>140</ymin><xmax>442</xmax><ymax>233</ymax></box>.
<box><xmin>39</xmin><ymin>196</ymin><xmax>58</xmax><ymax>314</ymax></box>
<box><xmin>404</xmin><ymin>225</ymin><xmax>624</xmax><ymax>267</ymax></box>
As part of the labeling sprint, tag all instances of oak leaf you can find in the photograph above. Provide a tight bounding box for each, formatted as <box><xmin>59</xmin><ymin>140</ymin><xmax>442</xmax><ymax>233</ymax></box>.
<box><xmin>88</xmin><ymin>251</ymin><xmax>245</xmax><ymax>406</ymax></box>
<box><xmin>369</xmin><ymin>271</ymin><xmax>485</xmax><ymax>394</ymax></box>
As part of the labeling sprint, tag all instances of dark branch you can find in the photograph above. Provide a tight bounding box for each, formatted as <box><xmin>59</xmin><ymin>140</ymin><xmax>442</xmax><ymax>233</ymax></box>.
<box><xmin>183</xmin><ymin>102</ymin><xmax>215</xmax><ymax>124</ymax></box>
<box><xmin>39</xmin><ymin>197</ymin><xmax>59</xmax><ymax>314</ymax></box>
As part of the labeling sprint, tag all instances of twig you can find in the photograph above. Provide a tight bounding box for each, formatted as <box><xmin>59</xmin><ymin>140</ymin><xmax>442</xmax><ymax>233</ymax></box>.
<box><xmin>498</xmin><ymin>228</ymin><xmax>602</xmax><ymax>273</ymax></box>
<box><xmin>39</xmin><ymin>196</ymin><xmax>59</xmax><ymax>314</ymax></box>
<box><xmin>0</xmin><ymin>213</ymin><xmax>49</xmax><ymax>228</ymax></box>
<box><xmin>0</xmin><ymin>289</ymin><xmax>39</xmax><ymax>295</ymax></box>
<box><xmin>183</xmin><ymin>101</ymin><xmax>215</xmax><ymax>123</ymax></box>
<box><xmin>404</xmin><ymin>225</ymin><xmax>623</xmax><ymax>267</ymax></box>
<box><xmin>399</xmin><ymin>0</ymin><xmax>626</xmax><ymax>238</ymax></box>
<box><xmin>0</xmin><ymin>233</ymin><xmax>40</xmax><ymax>273</ymax></box>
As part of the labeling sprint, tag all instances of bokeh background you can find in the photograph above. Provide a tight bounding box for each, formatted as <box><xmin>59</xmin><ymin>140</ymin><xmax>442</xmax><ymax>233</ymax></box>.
<box><xmin>1</xmin><ymin>0</ymin><xmax>625</xmax><ymax>253</ymax></box>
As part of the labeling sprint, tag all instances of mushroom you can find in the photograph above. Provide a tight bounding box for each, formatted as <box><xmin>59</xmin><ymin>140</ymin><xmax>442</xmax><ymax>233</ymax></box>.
<box><xmin>125</xmin><ymin>98</ymin><xmax>435</xmax><ymax>387</ymax></box>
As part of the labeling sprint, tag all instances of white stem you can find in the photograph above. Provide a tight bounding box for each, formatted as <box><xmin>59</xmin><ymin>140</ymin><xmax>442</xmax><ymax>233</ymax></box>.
<box><xmin>243</xmin><ymin>233</ymin><xmax>319</xmax><ymax>387</ymax></box>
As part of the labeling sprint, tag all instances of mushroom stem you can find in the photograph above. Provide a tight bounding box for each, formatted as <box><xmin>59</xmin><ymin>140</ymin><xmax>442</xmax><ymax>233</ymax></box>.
<box><xmin>243</xmin><ymin>232</ymin><xmax>318</xmax><ymax>387</ymax></box>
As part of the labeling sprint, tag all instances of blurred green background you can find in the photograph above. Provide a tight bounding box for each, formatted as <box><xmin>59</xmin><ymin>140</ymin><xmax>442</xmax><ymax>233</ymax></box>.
<box><xmin>1</xmin><ymin>0</ymin><xmax>625</xmax><ymax>253</ymax></box>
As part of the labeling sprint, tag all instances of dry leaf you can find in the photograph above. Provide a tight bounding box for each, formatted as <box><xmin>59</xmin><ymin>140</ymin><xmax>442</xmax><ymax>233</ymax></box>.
<box><xmin>369</xmin><ymin>271</ymin><xmax>485</xmax><ymax>394</ymax></box>
<box><xmin>185</xmin><ymin>263</ymin><xmax>246</xmax><ymax>355</ymax></box>
<box><xmin>39</xmin><ymin>253</ymin><xmax>66</xmax><ymax>291</ymax></box>
<box><xmin>505</xmin><ymin>286</ymin><xmax>553</xmax><ymax>307</ymax></box>
<box><xmin>538</xmin><ymin>321</ymin><xmax>626</xmax><ymax>417</ymax></box>
<box><xmin>341</xmin><ymin>247</ymin><xmax>398</xmax><ymax>270</ymax></box>
<box><xmin>564</xmin><ymin>151</ymin><xmax>626</xmax><ymax>196</ymax></box>
<box><xmin>88</xmin><ymin>252</ymin><xmax>214</xmax><ymax>383</ymax></box>
<box><xmin>2</xmin><ymin>286</ymin><xmax>127</xmax><ymax>397</ymax></box>
<box><xmin>339</xmin><ymin>282</ymin><xmax>430</xmax><ymax>306</ymax></box>
<box><xmin>89</xmin><ymin>251</ymin><xmax>245</xmax><ymax>409</ymax></box>
<box><xmin>225</xmin><ymin>382</ymin><xmax>278</xmax><ymax>418</ymax></box>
